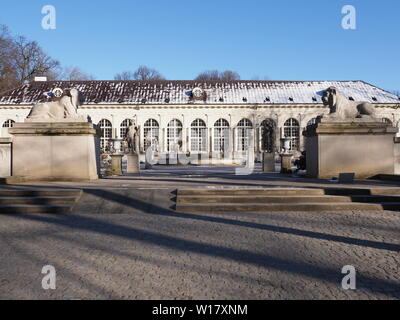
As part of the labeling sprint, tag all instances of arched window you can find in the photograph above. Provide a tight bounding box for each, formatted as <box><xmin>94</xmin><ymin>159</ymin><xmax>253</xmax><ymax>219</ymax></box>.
<box><xmin>382</xmin><ymin>118</ymin><xmax>392</xmax><ymax>124</ymax></box>
<box><xmin>98</xmin><ymin>119</ymin><xmax>112</xmax><ymax>151</ymax></box>
<box><xmin>2</xmin><ymin>119</ymin><xmax>15</xmax><ymax>128</ymax></box>
<box><xmin>191</xmin><ymin>119</ymin><xmax>207</xmax><ymax>152</ymax></box>
<box><xmin>284</xmin><ymin>118</ymin><xmax>300</xmax><ymax>151</ymax></box>
<box><xmin>237</xmin><ymin>118</ymin><xmax>253</xmax><ymax>151</ymax></box>
<box><xmin>144</xmin><ymin>119</ymin><xmax>159</xmax><ymax>151</ymax></box>
<box><xmin>260</xmin><ymin>119</ymin><xmax>276</xmax><ymax>153</ymax></box>
<box><xmin>167</xmin><ymin>119</ymin><xmax>182</xmax><ymax>152</ymax></box>
<box><xmin>214</xmin><ymin>119</ymin><xmax>229</xmax><ymax>153</ymax></box>
<box><xmin>120</xmin><ymin>119</ymin><xmax>131</xmax><ymax>139</ymax></box>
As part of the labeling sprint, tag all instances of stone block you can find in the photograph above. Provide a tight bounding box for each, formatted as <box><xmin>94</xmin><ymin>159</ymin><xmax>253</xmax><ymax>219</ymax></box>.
<box><xmin>280</xmin><ymin>153</ymin><xmax>293</xmax><ymax>174</ymax></box>
<box><xmin>110</xmin><ymin>154</ymin><xmax>123</xmax><ymax>175</ymax></box>
<box><xmin>262</xmin><ymin>152</ymin><xmax>275</xmax><ymax>172</ymax></box>
<box><xmin>0</xmin><ymin>138</ymin><xmax>12</xmax><ymax>177</ymax></box>
<box><xmin>304</xmin><ymin>121</ymin><xmax>397</xmax><ymax>179</ymax></box>
<box><xmin>9</xmin><ymin>122</ymin><xmax>100</xmax><ymax>181</ymax></box>
<box><xmin>126</xmin><ymin>154</ymin><xmax>140</xmax><ymax>173</ymax></box>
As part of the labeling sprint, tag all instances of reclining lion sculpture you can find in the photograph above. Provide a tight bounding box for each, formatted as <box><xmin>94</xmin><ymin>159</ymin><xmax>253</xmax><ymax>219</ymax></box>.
<box><xmin>26</xmin><ymin>88</ymin><xmax>86</xmax><ymax>122</ymax></box>
<box><xmin>322</xmin><ymin>86</ymin><xmax>378</xmax><ymax>120</ymax></box>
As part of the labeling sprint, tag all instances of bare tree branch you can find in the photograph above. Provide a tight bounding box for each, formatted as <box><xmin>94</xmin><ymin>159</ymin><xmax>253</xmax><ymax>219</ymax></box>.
<box><xmin>133</xmin><ymin>65</ymin><xmax>165</xmax><ymax>81</ymax></box>
<box><xmin>114</xmin><ymin>71</ymin><xmax>134</xmax><ymax>80</ymax></box>
<box><xmin>58</xmin><ymin>66</ymin><xmax>95</xmax><ymax>81</ymax></box>
<box><xmin>194</xmin><ymin>70</ymin><xmax>240</xmax><ymax>81</ymax></box>
<box><xmin>114</xmin><ymin>66</ymin><xmax>165</xmax><ymax>81</ymax></box>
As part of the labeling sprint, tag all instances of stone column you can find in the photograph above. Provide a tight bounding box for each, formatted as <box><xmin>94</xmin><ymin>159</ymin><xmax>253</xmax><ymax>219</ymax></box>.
<box><xmin>161</xmin><ymin>127</ymin><xmax>166</xmax><ymax>153</ymax></box>
<box><xmin>186</xmin><ymin>127</ymin><xmax>190</xmax><ymax>152</ymax></box>
<box><xmin>209</xmin><ymin>127</ymin><xmax>213</xmax><ymax>152</ymax></box>
<box><xmin>228</xmin><ymin>127</ymin><xmax>233</xmax><ymax>156</ymax></box>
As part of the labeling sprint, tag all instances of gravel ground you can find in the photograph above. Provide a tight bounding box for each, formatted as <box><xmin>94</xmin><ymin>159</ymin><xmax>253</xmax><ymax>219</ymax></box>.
<box><xmin>0</xmin><ymin>167</ymin><xmax>399</xmax><ymax>299</ymax></box>
<box><xmin>0</xmin><ymin>192</ymin><xmax>399</xmax><ymax>299</ymax></box>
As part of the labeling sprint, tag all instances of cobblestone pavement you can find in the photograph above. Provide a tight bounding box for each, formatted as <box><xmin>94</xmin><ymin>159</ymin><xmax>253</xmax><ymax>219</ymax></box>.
<box><xmin>0</xmin><ymin>167</ymin><xmax>399</xmax><ymax>299</ymax></box>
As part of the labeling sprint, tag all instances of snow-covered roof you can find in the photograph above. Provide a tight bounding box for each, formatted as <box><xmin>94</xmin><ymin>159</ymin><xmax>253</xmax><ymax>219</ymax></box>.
<box><xmin>0</xmin><ymin>80</ymin><xmax>398</xmax><ymax>105</ymax></box>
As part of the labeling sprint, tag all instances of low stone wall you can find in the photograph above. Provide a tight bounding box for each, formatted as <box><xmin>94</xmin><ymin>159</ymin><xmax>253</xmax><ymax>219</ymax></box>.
<box><xmin>0</xmin><ymin>138</ymin><xmax>12</xmax><ymax>177</ymax></box>
<box><xmin>395</xmin><ymin>137</ymin><xmax>400</xmax><ymax>175</ymax></box>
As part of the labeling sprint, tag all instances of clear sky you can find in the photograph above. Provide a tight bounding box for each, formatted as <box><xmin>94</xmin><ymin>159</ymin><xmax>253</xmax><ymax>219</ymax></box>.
<box><xmin>1</xmin><ymin>0</ymin><xmax>399</xmax><ymax>91</ymax></box>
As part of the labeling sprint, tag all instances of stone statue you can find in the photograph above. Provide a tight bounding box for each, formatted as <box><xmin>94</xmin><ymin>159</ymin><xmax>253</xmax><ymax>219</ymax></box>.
<box><xmin>125</xmin><ymin>120</ymin><xmax>140</xmax><ymax>154</ymax></box>
<box><xmin>26</xmin><ymin>88</ymin><xmax>86</xmax><ymax>122</ymax></box>
<box><xmin>322</xmin><ymin>87</ymin><xmax>378</xmax><ymax>121</ymax></box>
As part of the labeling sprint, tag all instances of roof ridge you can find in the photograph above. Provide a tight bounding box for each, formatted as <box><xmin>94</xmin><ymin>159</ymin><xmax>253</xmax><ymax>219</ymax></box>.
<box><xmin>26</xmin><ymin>79</ymin><xmax>364</xmax><ymax>83</ymax></box>
<box><xmin>1</xmin><ymin>80</ymin><xmax>398</xmax><ymax>105</ymax></box>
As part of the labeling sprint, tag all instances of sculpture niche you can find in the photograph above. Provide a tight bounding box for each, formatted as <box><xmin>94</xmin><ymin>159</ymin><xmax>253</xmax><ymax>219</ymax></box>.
<box><xmin>321</xmin><ymin>86</ymin><xmax>378</xmax><ymax>121</ymax></box>
<box><xmin>26</xmin><ymin>88</ymin><xmax>86</xmax><ymax>122</ymax></box>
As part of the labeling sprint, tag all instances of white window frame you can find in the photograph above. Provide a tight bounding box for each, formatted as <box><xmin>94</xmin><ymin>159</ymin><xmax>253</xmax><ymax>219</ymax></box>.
<box><xmin>191</xmin><ymin>119</ymin><xmax>207</xmax><ymax>152</ymax></box>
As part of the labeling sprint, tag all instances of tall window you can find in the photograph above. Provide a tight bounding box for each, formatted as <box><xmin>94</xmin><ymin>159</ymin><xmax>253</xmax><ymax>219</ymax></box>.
<box><xmin>98</xmin><ymin>119</ymin><xmax>112</xmax><ymax>151</ymax></box>
<box><xmin>2</xmin><ymin>119</ymin><xmax>15</xmax><ymax>128</ymax></box>
<box><xmin>260</xmin><ymin>118</ymin><xmax>276</xmax><ymax>153</ymax></box>
<box><xmin>284</xmin><ymin>118</ymin><xmax>300</xmax><ymax>151</ymax></box>
<box><xmin>167</xmin><ymin>119</ymin><xmax>182</xmax><ymax>152</ymax></box>
<box><xmin>237</xmin><ymin>118</ymin><xmax>252</xmax><ymax>151</ymax></box>
<box><xmin>214</xmin><ymin>119</ymin><xmax>230</xmax><ymax>153</ymax></box>
<box><xmin>144</xmin><ymin>119</ymin><xmax>159</xmax><ymax>151</ymax></box>
<box><xmin>191</xmin><ymin>119</ymin><xmax>207</xmax><ymax>152</ymax></box>
<box><xmin>120</xmin><ymin>119</ymin><xmax>131</xmax><ymax>139</ymax></box>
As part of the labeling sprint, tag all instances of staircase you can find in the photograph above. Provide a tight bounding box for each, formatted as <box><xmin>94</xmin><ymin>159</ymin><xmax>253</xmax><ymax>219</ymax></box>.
<box><xmin>0</xmin><ymin>189</ymin><xmax>82</xmax><ymax>214</ymax></box>
<box><xmin>175</xmin><ymin>188</ymin><xmax>400</xmax><ymax>212</ymax></box>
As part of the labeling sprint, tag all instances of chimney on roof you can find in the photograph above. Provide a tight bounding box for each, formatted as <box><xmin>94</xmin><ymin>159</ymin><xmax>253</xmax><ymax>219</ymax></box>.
<box><xmin>34</xmin><ymin>76</ymin><xmax>47</xmax><ymax>82</ymax></box>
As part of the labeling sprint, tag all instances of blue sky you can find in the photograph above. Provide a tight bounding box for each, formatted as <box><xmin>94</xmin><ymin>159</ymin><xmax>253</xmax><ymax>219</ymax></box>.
<box><xmin>1</xmin><ymin>0</ymin><xmax>399</xmax><ymax>91</ymax></box>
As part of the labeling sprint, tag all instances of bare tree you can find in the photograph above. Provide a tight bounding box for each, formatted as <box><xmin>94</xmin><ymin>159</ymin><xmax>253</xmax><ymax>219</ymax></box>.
<box><xmin>251</xmin><ymin>75</ymin><xmax>270</xmax><ymax>81</ymax></box>
<box><xmin>0</xmin><ymin>25</ymin><xmax>18</xmax><ymax>92</ymax></box>
<box><xmin>220</xmin><ymin>70</ymin><xmax>240</xmax><ymax>81</ymax></box>
<box><xmin>392</xmin><ymin>90</ymin><xmax>400</xmax><ymax>97</ymax></box>
<box><xmin>195</xmin><ymin>70</ymin><xmax>220</xmax><ymax>81</ymax></box>
<box><xmin>114</xmin><ymin>71</ymin><xmax>134</xmax><ymax>80</ymax></box>
<box><xmin>59</xmin><ymin>66</ymin><xmax>94</xmax><ymax>81</ymax></box>
<box><xmin>133</xmin><ymin>65</ymin><xmax>165</xmax><ymax>81</ymax></box>
<box><xmin>11</xmin><ymin>36</ymin><xmax>59</xmax><ymax>84</ymax></box>
<box><xmin>194</xmin><ymin>70</ymin><xmax>240</xmax><ymax>81</ymax></box>
<box><xmin>114</xmin><ymin>66</ymin><xmax>165</xmax><ymax>81</ymax></box>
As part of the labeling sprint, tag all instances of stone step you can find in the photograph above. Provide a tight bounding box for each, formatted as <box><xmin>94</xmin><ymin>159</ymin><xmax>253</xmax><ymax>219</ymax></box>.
<box><xmin>176</xmin><ymin>194</ymin><xmax>400</xmax><ymax>204</ymax></box>
<box><xmin>176</xmin><ymin>202</ymin><xmax>400</xmax><ymax>213</ymax></box>
<box><xmin>0</xmin><ymin>196</ymin><xmax>78</xmax><ymax>205</ymax></box>
<box><xmin>324</xmin><ymin>188</ymin><xmax>400</xmax><ymax>196</ymax></box>
<box><xmin>0</xmin><ymin>189</ymin><xmax>82</xmax><ymax>197</ymax></box>
<box><xmin>0</xmin><ymin>204</ymin><xmax>72</xmax><ymax>214</ymax></box>
<box><xmin>178</xmin><ymin>188</ymin><xmax>326</xmax><ymax>196</ymax></box>
<box><xmin>177</xmin><ymin>188</ymin><xmax>400</xmax><ymax>196</ymax></box>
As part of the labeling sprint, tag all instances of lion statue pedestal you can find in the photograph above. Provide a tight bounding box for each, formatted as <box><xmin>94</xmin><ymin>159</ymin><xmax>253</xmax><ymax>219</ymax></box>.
<box><xmin>303</xmin><ymin>87</ymin><xmax>398</xmax><ymax>179</ymax></box>
<box><xmin>8</xmin><ymin>88</ymin><xmax>100</xmax><ymax>181</ymax></box>
<box><xmin>304</xmin><ymin>121</ymin><xmax>397</xmax><ymax>179</ymax></box>
<box><xmin>9</xmin><ymin>122</ymin><xmax>100</xmax><ymax>181</ymax></box>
